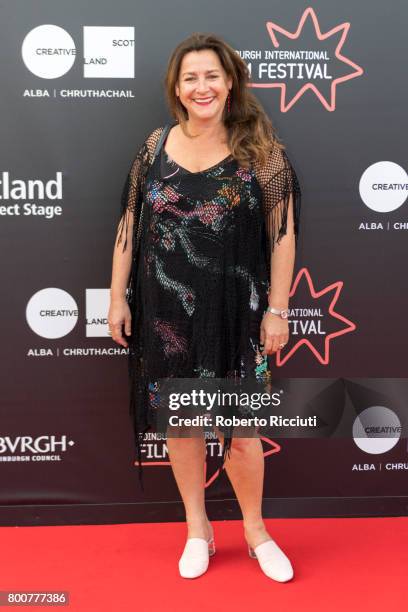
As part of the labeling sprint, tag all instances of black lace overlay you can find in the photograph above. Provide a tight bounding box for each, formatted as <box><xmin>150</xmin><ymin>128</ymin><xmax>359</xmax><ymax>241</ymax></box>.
<box><xmin>116</xmin><ymin>124</ymin><xmax>301</xmax><ymax>489</ymax></box>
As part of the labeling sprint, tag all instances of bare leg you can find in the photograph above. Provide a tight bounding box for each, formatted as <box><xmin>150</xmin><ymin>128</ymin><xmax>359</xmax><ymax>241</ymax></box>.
<box><xmin>166</xmin><ymin>435</ymin><xmax>212</xmax><ymax>541</ymax></box>
<box><xmin>216</xmin><ymin>429</ymin><xmax>271</xmax><ymax>549</ymax></box>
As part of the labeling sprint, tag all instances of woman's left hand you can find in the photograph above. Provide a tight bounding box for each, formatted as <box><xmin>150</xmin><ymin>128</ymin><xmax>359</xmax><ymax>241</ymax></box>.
<box><xmin>260</xmin><ymin>312</ymin><xmax>289</xmax><ymax>356</ymax></box>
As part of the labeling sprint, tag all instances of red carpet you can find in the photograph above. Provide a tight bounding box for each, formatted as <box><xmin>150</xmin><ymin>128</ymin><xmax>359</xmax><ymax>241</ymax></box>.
<box><xmin>1</xmin><ymin>517</ymin><xmax>407</xmax><ymax>611</ymax></box>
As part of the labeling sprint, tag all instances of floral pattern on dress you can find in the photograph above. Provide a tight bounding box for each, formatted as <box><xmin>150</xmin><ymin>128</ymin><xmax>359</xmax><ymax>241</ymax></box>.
<box><xmin>137</xmin><ymin>130</ymin><xmax>275</xmax><ymax>432</ymax></box>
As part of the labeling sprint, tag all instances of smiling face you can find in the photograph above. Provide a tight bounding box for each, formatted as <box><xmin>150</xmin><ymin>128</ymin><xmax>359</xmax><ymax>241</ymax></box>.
<box><xmin>175</xmin><ymin>49</ymin><xmax>233</xmax><ymax>123</ymax></box>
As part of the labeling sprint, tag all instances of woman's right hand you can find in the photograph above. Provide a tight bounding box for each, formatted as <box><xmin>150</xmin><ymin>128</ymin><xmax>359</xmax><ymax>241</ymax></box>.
<box><xmin>108</xmin><ymin>298</ymin><xmax>132</xmax><ymax>348</ymax></box>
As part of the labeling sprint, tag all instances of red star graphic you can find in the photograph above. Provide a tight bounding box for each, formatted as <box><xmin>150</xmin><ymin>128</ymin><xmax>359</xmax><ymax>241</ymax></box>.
<box><xmin>248</xmin><ymin>7</ymin><xmax>364</xmax><ymax>111</ymax></box>
<box><xmin>275</xmin><ymin>267</ymin><xmax>356</xmax><ymax>366</ymax></box>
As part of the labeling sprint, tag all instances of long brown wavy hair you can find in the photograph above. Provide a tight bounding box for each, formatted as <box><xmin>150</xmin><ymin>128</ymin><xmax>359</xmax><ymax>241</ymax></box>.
<box><xmin>163</xmin><ymin>32</ymin><xmax>284</xmax><ymax>169</ymax></box>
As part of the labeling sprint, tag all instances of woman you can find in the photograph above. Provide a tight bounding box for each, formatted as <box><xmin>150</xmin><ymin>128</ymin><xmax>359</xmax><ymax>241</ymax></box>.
<box><xmin>108</xmin><ymin>32</ymin><xmax>301</xmax><ymax>581</ymax></box>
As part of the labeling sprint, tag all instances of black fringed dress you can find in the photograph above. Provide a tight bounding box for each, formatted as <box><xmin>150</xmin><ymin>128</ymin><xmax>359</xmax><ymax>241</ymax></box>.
<box><xmin>116</xmin><ymin>122</ymin><xmax>301</xmax><ymax>489</ymax></box>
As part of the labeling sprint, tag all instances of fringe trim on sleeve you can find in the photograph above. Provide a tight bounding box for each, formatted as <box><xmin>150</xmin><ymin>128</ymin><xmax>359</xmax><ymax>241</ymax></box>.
<box><xmin>115</xmin><ymin>141</ymin><xmax>151</xmax><ymax>255</ymax></box>
<box><xmin>263</xmin><ymin>148</ymin><xmax>301</xmax><ymax>253</ymax></box>
<box><xmin>254</xmin><ymin>147</ymin><xmax>302</xmax><ymax>286</ymax></box>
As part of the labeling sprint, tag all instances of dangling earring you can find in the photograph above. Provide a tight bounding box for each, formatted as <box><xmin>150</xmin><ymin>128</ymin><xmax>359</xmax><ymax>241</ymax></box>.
<box><xmin>227</xmin><ymin>91</ymin><xmax>231</xmax><ymax>113</ymax></box>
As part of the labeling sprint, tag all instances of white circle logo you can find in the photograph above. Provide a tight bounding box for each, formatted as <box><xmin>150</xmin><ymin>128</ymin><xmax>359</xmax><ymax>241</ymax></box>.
<box><xmin>359</xmin><ymin>161</ymin><xmax>408</xmax><ymax>212</ymax></box>
<box><xmin>22</xmin><ymin>25</ymin><xmax>76</xmax><ymax>79</ymax></box>
<box><xmin>26</xmin><ymin>288</ymin><xmax>78</xmax><ymax>339</ymax></box>
<box><xmin>353</xmin><ymin>406</ymin><xmax>401</xmax><ymax>454</ymax></box>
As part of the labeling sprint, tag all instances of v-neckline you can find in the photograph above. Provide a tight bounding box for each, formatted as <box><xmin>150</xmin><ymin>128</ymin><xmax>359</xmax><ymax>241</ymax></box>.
<box><xmin>161</xmin><ymin>123</ymin><xmax>233</xmax><ymax>175</ymax></box>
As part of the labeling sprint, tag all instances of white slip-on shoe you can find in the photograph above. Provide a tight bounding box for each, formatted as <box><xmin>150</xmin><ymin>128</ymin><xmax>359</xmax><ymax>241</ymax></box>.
<box><xmin>178</xmin><ymin>535</ymin><xmax>216</xmax><ymax>579</ymax></box>
<box><xmin>248</xmin><ymin>539</ymin><xmax>294</xmax><ymax>582</ymax></box>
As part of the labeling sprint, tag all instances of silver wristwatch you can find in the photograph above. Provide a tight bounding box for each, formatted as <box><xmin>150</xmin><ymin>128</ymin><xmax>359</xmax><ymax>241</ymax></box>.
<box><xmin>266</xmin><ymin>306</ymin><xmax>289</xmax><ymax>319</ymax></box>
